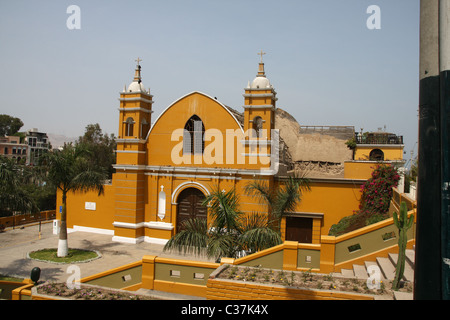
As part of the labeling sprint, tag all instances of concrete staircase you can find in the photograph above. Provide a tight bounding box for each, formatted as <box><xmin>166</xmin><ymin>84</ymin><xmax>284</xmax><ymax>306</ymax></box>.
<box><xmin>331</xmin><ymin>249</ymin><xmax>415</xmax><ymax>300</ymax></box>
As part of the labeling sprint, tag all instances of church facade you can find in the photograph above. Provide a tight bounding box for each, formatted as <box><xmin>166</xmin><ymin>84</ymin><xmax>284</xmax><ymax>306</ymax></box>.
<box><xmin>56</xmin><ymin>57</ymin><xmax>404</xmax><ymax>245</ymax></box>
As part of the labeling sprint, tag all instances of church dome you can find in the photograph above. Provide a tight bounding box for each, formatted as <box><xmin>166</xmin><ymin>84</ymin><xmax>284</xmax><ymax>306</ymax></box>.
<box><xmin>250</xmin><ymin>76</ymin><xmax>271</xmax><ymax>89</ymax></box>
<box><xmin>128</xmin><ymin>81</ymin><xmax>146</xmax><ymax>92</ymax></box>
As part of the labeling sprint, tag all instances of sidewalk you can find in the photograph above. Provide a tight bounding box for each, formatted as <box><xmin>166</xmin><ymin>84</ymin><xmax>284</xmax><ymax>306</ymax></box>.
<box><xmin>0</xmin><ymin>222</ymin><xmax>213</xmax><ymax>284</ymax></box>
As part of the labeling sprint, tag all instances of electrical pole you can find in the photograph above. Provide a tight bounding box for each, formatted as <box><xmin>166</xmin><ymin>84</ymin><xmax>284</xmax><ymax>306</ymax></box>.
<box><xmin>415</xmin><ymin>0</ymin><xmax>442</xmax><ymax>299</ymax></box>
<box><xmin>440</xmin><ymin>0</ymin><xmax>450</xmax><ymax>301</ymax></box>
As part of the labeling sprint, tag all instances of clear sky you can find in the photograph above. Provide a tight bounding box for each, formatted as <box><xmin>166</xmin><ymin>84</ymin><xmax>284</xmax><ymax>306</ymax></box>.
<box><xmin>0</xmin><ymin>0</ymin><xmax>420</xmax><ymax>164</ymax></box>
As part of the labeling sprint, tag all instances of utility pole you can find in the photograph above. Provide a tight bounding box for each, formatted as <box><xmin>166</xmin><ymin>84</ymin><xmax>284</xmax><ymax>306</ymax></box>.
<box><xmin>440</xmin><ymin>0</ymin><xmax>450</xmax><ymax>301</ymax></box>
<box><xmin>415</xmin><ymin>0</ymin><xmax>450</xmax><ymax>300</ymax></box>
<box><xmin>415</xmin><ymin>0</ymin><xmax>442</xmax><ymax>300</ymax></box>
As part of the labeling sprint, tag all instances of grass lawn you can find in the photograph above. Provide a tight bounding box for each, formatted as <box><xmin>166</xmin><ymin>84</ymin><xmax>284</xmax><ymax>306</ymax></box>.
<box><xmin>28</xmin><ymin>248</ymin><xmax>100</xmax><ymax>264</ymax></box>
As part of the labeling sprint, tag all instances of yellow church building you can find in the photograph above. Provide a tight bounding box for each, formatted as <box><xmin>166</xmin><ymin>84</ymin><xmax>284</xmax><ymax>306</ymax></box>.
<box><xmin>57</xmin><ymin>56</ymin><xmax>405</xmax><ymax>246</ymax></box>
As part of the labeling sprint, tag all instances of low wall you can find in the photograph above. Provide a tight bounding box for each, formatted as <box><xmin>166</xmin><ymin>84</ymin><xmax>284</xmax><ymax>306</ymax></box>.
<box><xmin>206</xmin><ymin>277</ymin><xmax>373</xmax><ymax>300</ymax></box>
<box><xmin>141</xmin><ymin>256</ymin><xmax>219</xmax><ymax>298</ymax></box>
<box><xmin>80</xmin><ymin>261</ymin><xmax>143</xmax><ymax>291</ymax></box>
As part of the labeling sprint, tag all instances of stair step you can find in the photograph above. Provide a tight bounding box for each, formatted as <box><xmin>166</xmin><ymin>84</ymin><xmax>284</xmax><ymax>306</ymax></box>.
<box><xmin>340</xmin><ymin>269</ymin><xmax>355</xmax><ymax>279</ymax></box>
<box><xmin>405</xmin><ymin>249</ymin><xmax>415</xmax><ymax>267</ymax></box>
<box><xmin>330</xmin><ymin>272</ymin><xmax>345</xmax><ymax>278</ymax></box>
<box><xmin>353</xmin><ymin>264</ymin><xmax>368</xmax><ymax>279</ymax></box>
<box><xmin>364</xmin><ymin>261</ymin><xmax>386</xmax><ymax>280</ymax></box>
<box><xmin>388</xmin><ymin>253</ymin><xmax>415</xmax><ymax>282</ymax></box>
<box><xmin>393</xmin><ymin>291</ymin><xmax>413</xmax><ymax>300</ymax></box>
<box><xmin>377</xmin><ymin>257</ymin><xmax>396</xmax><ymax>280</ymax></box>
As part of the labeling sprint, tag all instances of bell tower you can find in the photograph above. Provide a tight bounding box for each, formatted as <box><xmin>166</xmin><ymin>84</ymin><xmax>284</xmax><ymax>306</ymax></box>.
<box><xmin>116</xmin><ymin>58</ymin><xmax>153</xmax><ymax>165</ymax></box>
<box><xmin>113</xmin><ymin>58</ymin><xmax>153</xmax><ymax>243</ymax></box>
<box><xmin>242</xmin><ymin>51</ymin><xmax>277</xmax><ymax>169</ymax></box>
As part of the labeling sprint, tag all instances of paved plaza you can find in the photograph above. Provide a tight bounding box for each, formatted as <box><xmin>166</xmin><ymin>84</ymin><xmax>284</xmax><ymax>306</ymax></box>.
<box><xmin>0</xmin><ymin>222</ymin><xmax>213</xmax><ymax>283</ymax></box>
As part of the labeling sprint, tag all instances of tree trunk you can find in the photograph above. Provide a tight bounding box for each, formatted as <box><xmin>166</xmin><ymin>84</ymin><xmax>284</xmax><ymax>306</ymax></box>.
<box><xmin>57</xmin><ymin>191</ymin><xmax>69</xmax><ymax>257</ymax></box>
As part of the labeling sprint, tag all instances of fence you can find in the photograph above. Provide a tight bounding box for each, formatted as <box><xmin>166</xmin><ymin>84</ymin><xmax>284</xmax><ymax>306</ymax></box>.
<box><xmin>0</xmin><ymin>210</ymin><xmax>56</xmax><ymax>230</ymax></box>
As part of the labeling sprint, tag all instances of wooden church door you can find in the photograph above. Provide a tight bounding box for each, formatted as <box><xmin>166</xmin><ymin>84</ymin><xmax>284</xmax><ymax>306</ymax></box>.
<box><xmin>285</xmin><ymin>217</ymin><xmax>313</xmax><ymax>243</ymax></box>
<box><xmin>176</xmin><ymin>188</ymin><xmax>207</xmax><ymax>232</ymax></box>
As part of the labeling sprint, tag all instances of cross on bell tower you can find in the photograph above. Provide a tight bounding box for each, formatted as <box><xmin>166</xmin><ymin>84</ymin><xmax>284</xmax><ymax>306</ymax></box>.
<box><xmin>258</xmin><ymin>50</ymin><xmax>266</xmax><ymax>63</ymax></box>
<box><xmin>257</xmin><ymin>50</ymin><xmax>266</xmax><ymax>77</ymax></box>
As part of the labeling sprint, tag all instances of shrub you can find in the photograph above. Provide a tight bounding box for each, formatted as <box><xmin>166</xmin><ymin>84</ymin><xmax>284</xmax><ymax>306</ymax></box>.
<box><xmin>329</xmin><ymin>164</ymin><xmax>399</xmax><ymax>236</ymax></box>
<box><xmin>359</xmin><ymin>164</ymin><xmax>399</xmax><ymax>216</ymax></box>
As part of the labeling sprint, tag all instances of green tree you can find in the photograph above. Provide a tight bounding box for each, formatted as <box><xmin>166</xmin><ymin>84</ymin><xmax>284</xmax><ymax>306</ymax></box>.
<box><xmin>0</xmin><ymin>115</ymin><xmax>24</xmax><ymax>136</ymax></box>
<box><xmin>0</xmin><ymin>156</ymin><xmax>38</xmax><ymax>217</ymax></box>
<box><xmin>163</xmin><ymin>186</ymin><xmax>281</xmax><ymax>262</ymax></box>
<box><xmin>244</xmin><ymin>173</ymin><xmax>311</xmax><ymax>231</ymax></box>
<box><xmin>76</xmin><ymin>123</ymin><xmax>116</xmax><ymax>179</ymax></box>
<box><xmin>41</xmin><ymin>144</ymin><xmax>107</xmax><ymax>257</ymax></box>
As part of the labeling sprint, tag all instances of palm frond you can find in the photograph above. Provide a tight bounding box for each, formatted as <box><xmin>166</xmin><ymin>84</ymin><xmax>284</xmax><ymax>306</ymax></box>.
<box><xmin>207</xmin><ymin>233</ymin><xmax>238</xmax><ymax>262</ymax></box>
<box><xmin>244</xmin><ymin>180</ymin><xmax>274</xmax><ymax>208</ymax></box>
<box><xmin>163</xmin><ymin>218</ymin><xmax>208</xmax><ymax>256</ymax></box>
<box><xmin>238</xmin><ymin>213</ymin><xmax>282</xmax><ymax>252</ymax></box>
<box><xmin>203</xmin><ymin>185</ymin><xmax>242</xmax><ymax>233</ymax></box>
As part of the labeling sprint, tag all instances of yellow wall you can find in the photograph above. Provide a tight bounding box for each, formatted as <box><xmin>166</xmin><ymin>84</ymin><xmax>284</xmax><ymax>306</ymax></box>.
<box><xmin>56</xmin><ymin>184</ymin><xmax>115</xmax><ymax>231</ymax></box>
<box><xmin>354</xmin><ymin>145</ymin><xmax>404</xmax><ymax>161</ymax></box>
<box><xmin>344</xmin><ymin>161</ymin><xmax>379</xmax><ymax>180</ymax></box>
<box><xmin>293</xmin><ymin>180</ymin><xmax>363</xmax><ymax>235</ymax></box>
<box><xmin>146</xmin><ymin>92</ymin><xmax>269</xmax><ymax>171</ymax></box>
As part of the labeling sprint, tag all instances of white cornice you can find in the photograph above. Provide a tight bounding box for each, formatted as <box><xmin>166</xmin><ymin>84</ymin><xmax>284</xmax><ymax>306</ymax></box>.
<box><xmin>115</xmin><ymin>150</ymin><xmax>146</xmax><ymax>154</ymax></box>
<box><xmin>115</xmin><ymin>139</ymin><xmax>147</xmax><ymax>144</ymax></box>
<box><xmin>113</xmin><ymin>221</ymin><xmax>174</xmax><ymax>230</ymax></box>
<box><xmin>356</xmin><ymin>144</ymin><xmax>405</xmax><ymax>149</ymax></box>
<box><xmin>243</xmin><ymin>105</ymin><xmax>275</xmax><ymax>110</ymax></box>
<box><xmin>118</xmin><ymin>107</ymin><xmax>154</xmax><ymax>113</ymax></box>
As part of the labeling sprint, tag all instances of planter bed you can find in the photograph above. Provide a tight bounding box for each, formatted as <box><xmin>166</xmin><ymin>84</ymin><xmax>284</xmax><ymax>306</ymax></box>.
<box><xmin>32</xmin><ymin>282</ymin><xmax>157</xmax><ymax>300</ymax></box>
<box><xmin>210</xmin><ymin>264</ymin><xmax>412</xmax><ymax>299</ymax></box>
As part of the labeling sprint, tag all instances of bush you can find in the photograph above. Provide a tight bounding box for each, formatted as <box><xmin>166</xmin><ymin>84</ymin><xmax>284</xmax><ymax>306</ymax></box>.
<box><xmin>359</xmin><ymin>164</ymin><xmax>399</xmax><ymax>215</ymax></box>
<box><xmin>329</xmin><ymin>164</ymin><xmax>400</xmax><ymax>236</ymax></box>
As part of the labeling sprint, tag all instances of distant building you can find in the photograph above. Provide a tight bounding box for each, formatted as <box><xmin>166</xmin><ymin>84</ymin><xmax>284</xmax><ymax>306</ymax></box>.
<box><xmin>0</xmin><ymin>135</ymin><xmax>28</xmax><ymax>163</ymax></box>
<box><xmin>25</xmin><ymin>128</ymin><xmax>51</xmax><ymax>165</ymax></box>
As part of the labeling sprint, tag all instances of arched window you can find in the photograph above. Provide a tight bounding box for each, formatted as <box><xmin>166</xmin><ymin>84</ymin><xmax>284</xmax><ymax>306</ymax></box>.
<box><xmin>369</xmin><ymin>149</ymin><xmax>384</xmax><ymax>161</ymax></box>
<box><xmin>183</xmin><ymin>115</ymin><xmax>205</xmax><ymax>155</ymax></box>
<box><xmin>125</xmin><ymin>117</ymin><xmax>135</xmax><ymax>137</ymax></box>
<box><xmin>252</xmin><ymin>116</ymin><xmax>263</xmax><ymax>138</ymax></box>
<box><xmin>140</xmin><ymin>118</ymin><xmax>149</xmax><ymax>138</ymax></box>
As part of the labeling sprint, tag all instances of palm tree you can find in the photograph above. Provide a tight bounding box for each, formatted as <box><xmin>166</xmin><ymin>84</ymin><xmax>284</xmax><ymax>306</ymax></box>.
<box><xmin>0</xmin><ymin>156</ymin><xmax>38</xmax><ymax>217</ymax></box>
<box><xmin>41</xmin><ymin>144</ymin><xmax>107</xmax><ymax>257</ymax></box>
<box><xmin>244</xmin><ymin>172</ymin><xmax>310</xmax><ymax>231</ymax></box>
<box><xmin>164</xmin><ymin>186</ymin><xmax>281</xmax><ymax>262</ymax></box>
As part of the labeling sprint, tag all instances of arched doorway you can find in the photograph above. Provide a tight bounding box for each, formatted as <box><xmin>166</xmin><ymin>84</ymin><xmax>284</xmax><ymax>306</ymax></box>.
<box><xmin>176</xmin><ymin>187</ymin><xmax>207</xmax><ymax>232</ymax></box>
<box><xmin>369</xmin><ymin>149</ymin><xmax>384</xmax><ymax>161</ymax></box>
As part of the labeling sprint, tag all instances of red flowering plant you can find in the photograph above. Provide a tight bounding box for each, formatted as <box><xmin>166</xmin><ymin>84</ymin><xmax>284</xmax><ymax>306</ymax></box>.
<box><xmin>329</xmin><ymin>164</ymin><xmax>400</xmax><ymax>236</ymax></box>
<box><xmin>359</xmin><ymin>164</ymin><xmax>400</xmax><ymax>217</ymax></box>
